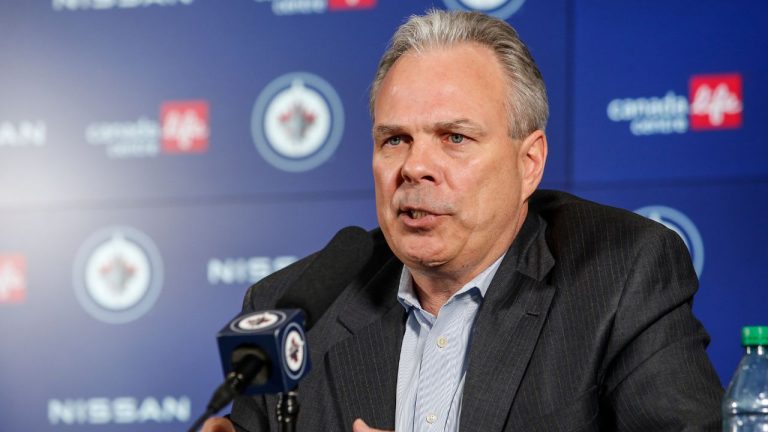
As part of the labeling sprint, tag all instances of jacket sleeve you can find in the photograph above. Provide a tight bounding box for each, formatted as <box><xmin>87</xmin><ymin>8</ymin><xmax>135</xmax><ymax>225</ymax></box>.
<box><xmin>600</xmin><ymin>226</ymin><xmax>723</xmax><ymax>431</ymax></box>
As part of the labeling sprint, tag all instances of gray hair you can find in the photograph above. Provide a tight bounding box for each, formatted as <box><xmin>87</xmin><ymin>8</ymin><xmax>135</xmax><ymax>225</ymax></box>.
<box><xmin>369</xmin><ymin>9</ymin><xmax>548</xmax><ymax>139</ymax></box>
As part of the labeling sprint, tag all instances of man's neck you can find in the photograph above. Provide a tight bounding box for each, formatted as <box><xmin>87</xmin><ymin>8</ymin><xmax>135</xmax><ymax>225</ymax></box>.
<box><xmin>409</xmin><ymin>254</ymin><xmax>502</xmax><ymax>316</ymax></box>
<box><xmin>409</xmin><ymin>273</ymin><xmax>462</xmax><ymax>316</ymax></box>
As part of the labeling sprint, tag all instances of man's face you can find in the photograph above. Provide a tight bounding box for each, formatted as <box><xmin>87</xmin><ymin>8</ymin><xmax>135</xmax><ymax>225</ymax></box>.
<box><xmin>372</xmin><ymin>42</ymin><xmax>539</xmax><ymax>279</ymax></box>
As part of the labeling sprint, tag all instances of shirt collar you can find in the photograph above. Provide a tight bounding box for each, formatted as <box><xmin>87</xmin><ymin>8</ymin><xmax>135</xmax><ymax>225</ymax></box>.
<box><xmin>396</xmin><ymin>253</ymin><xmax>505</xmax><ymax>312</ymax></box>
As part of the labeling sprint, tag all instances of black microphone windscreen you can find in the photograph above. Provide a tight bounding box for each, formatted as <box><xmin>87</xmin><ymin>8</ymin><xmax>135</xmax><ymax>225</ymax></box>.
<box><xmin>275</xmin><ymin>226</ymin><xmax>374</xmax><ymax>329</ymax></box>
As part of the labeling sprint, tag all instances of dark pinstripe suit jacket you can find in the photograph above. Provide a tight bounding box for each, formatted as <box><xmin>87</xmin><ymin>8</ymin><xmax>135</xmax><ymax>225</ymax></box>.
<box><xmin>229</xmin><ymin>190</ymin><xmax>723</xmax><ymax>431</ymax></box>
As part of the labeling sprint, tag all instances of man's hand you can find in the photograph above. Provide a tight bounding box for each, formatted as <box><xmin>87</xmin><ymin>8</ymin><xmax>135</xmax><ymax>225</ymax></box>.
<box><xmin>352</xmin><ymin>418</ymin><xmax>394</xmax><ymax>432</ymax></box>
<box><xmin>200</xmin><ymin>417</ymin><xmax>236</xmax><ymax>432</ymax></box>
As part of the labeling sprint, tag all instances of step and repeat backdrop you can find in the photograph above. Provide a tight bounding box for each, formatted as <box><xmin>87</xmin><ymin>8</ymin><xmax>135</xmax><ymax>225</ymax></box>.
<box><xmin>1</xmin><ymin>0</ymin><xmax>766</xmax><ymax>430</ymax></box>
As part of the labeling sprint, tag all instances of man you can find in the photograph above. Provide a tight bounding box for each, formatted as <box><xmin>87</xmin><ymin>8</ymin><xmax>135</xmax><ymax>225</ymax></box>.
<box><xmin>204</xmin><ymin>9</ymin><xmax>722</xmax><ymax>432</ymax></box>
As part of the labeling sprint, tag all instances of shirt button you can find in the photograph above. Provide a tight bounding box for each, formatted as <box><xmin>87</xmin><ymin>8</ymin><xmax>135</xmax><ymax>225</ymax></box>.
<box><xmin>426</xmin><ymin>413</ymin><xmax>437</xmax><ymax>424</ymax></box>
<box><xmin>436</xmin><ymin>336</ymin><xmax>448</xmax><ymax>349</ymax></box>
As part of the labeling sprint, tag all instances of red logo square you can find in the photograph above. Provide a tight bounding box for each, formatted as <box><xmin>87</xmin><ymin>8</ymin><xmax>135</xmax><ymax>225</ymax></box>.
<box><xmin>689</xmin><ymin>73</ymin><xmax>743</xmax><ymax>130</ymax></box>
<box><xmin>0</xmin><ymin>254</ymin><xmax>27</xmax><ymax>304</ymax></box>
<box><xmin>160</xmin><ymin>100</ymin><xmax>210</xmax><ymax>153</ymax></box>
<box><xmin>328</xmin><ymin>0</ymin><xmax>376</xmax><ymax>10</ymax></box>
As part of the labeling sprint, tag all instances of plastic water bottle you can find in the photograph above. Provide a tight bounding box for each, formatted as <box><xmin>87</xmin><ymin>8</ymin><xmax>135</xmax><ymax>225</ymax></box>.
<box><xmin>723</xmin><ymin>326</ymin><xmax>768</xmax><ymax>431</ymax></box>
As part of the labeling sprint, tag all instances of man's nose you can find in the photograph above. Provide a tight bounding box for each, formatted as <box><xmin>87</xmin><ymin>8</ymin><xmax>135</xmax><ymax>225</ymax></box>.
<box><xmin>400</xmin><ymin>140</ymin><xmax>438</xmax><ymax>184</ymax></box>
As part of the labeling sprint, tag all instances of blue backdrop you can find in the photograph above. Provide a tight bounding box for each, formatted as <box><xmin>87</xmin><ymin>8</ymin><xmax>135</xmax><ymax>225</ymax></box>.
<box><xmin>1</xmin><ymin>0</ymin><xmax>766</xmax><ymax>430</ymax></box>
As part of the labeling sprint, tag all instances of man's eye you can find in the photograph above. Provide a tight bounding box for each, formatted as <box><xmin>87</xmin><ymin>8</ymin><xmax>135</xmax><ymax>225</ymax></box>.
<box><xmin>386</xmin><ymin>136</ymin><xmax>402</xmax><ymax>146</ymax></box>
<box><xmin>448</xmin><ymin>133</ymin><xmax>465</xmax><ymax>144</ymax></box>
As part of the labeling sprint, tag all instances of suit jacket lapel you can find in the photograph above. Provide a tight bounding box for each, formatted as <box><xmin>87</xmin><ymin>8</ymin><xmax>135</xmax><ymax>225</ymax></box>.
<box><xmin>460</xmin><ymin>214</ymin><xmax>557</xmax><ymax>431</ymax></box>
<box><xmin>323</xmin><ymin>213</ymin><xmax>555</xmax><ymax>431</ymax></box>
<box><xmin>326</xmin><ymin>256</ymin><xmax>405</xmax><ymax>431</ymax></box>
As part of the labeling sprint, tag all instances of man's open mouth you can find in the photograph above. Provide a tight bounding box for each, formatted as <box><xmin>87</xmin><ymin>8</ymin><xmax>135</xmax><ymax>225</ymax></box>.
<box><xmin>408</xmin><ymin>210</ymin><xmax>429</xmax><ymax>219</ymax></box>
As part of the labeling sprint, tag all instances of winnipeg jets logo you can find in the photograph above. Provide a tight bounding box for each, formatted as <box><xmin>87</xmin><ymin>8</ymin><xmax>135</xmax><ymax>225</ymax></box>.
<box><xmin>73</xmin><ymin>227</ymin><xmax>164</xmax><ymax>324</ymax></box>
<box><xmin>442</xmin><ymin>0</ymin><xmax>526</xmax><ymax>19</ymax></box>
<box><xmin>282</xmin><ymin>323</ymin><xmax>307</xmax><ymax>378</ymax></box>
<box><xmin>99</xmin><ymin>254</ymin><xmax>136</xmax><ymax>294</ymax></box>
<box><xmin>279</xmin><ymin>103</ymin><xmax>316</xmax><ymax>142</ymax></box>
<box><xmin>235</xmin><ymin>311</ymin><xmax>285</xmax><ymax>332</ymax></box>
<box><xmin>252</xmin><ymin>72</ymin><xmax>345</xmax><ymax>172</ymax></box>
<box><xmin>635</xmin><ymin>206</ymin><xmax>705</xmax><ymax>277</ymax></box>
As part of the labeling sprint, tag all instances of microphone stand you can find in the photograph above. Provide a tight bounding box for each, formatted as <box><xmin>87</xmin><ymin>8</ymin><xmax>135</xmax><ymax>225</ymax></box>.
<box><xmin>277</xmin><ymin>390</ymin><xmax>300</xmax><ymax>432</ymax></box>
<box><xmin>188</xmin><ymin>355</ymin><xmax>265</xmax><ymax>432</ymax></box>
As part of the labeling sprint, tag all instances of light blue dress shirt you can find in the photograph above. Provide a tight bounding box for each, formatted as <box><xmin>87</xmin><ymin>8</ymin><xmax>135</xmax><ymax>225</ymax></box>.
<box><xmin>395</xmin><ymin>255</ymin><xmax>504</xmax><ymax>432</ymax></box>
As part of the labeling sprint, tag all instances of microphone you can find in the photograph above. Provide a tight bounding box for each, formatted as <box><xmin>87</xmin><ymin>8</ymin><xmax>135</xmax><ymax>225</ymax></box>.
<box><xmin>189</xmin><ymin>227</ymin><xmax>374</xmax><ymax>431</ymax></box>
<box><xmin>218</xmin><ymin>225</ymin><xmax>373</xmax><ymax>393</ymax></box>
<box><xmin>216</xmin><ymin>308</ymin><xmax>310</xmax><ymax>396</ymax></box>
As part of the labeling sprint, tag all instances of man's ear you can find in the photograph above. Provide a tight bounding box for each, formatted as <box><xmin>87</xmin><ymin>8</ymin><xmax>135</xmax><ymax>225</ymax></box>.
<box><xmin>518</xmin><ymin>129</ymin><xmax>548</xmax><ymax>200</ymax></box>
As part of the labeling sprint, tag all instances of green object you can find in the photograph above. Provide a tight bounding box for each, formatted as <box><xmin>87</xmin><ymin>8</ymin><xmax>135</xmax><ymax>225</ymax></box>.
<box><xmin>741</xmin><ymin>326</ymin><xmax>768</xmax><ymax>346</ymax></box>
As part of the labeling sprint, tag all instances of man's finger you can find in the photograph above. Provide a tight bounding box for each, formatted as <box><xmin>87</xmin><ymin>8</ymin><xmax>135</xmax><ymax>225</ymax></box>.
<box><xmin>352</xmin><ymin>418</ymin><xmax>394</xmax><ymax>432</ymax></box>
<box><xmin>199</xmin><ymin>417</ymin><xmax>236</xmax><ymax>432</ymax></box>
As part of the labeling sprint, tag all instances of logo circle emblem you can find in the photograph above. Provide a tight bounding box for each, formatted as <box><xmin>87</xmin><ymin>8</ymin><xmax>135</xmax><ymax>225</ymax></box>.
<box><xmin>282</xmin><ymin>323</ymin><xmax>307</xmax><ymax>379</ymax></box>
<box><xmin>232</xmin><ymin>310</ymin><xmax>286</xmax><ymax>332</ymax></box>
<box><xmin>73</xmin><ymin>226</ymin><xmax>163</xmax><ymax>324</ymax></box>
<box><xmin>635</xmin><ymin>206</ymin><xmax>705</xmax><ymax>277</ymax></box>
<box><xmin>442</xmin><ymin>0</ymin><xmax>526</xmax><ymax>19</ymax></box>
<box><xmin>252</xmin><ymin>72</ymin><xmax>345</xmax><ymax>172</ymax></box>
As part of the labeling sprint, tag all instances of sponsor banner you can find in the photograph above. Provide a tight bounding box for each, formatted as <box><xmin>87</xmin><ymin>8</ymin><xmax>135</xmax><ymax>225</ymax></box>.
<box><xmin>256</xmin><ymin>0</ymin><xmax>376</xmax><ymax>16</ymax></box>
<box><xmin>161</xmin><ymin>100</ymin><xmax>210</xmax><ymax>154</ymax></box>
<box><xmin>442</xmin><ymin>0</ymin><xmax>527</xmax><ymax>19</ymax></box>
<box><xmin>689</xmin><ymin>74</ymin><xmax>743</xmax><ymax>131</ymax></box>
<box><xmin>573</xmin><ymin>0</ymin><xmax>768</xmax><ymax>183</ymax></box>
<box><xmin>207</xmin><ymin>255</ymin><xmax>297</xmax><ymax>286</ymax></box>
<box><xmin>327</xmin><ymin>0</ymin><xmax>376</xmax><ymax>10</ymax></box>
<box><xmin>0</xmin><ymin>254</ymin><xmax>27</xmax><ymax>304</ymax></box>
<box><xmin>606</xmin><ymin>73</ymin><xmax>743</xmax><ymax>136</ymax></box>
<box><xmin>52</xmin><ymin>0</ymin><xmax>194</xmax><ymax>11</ymax></box>
<box><xmin>48</xmin><ymin>395</ymin><xmax>190</xmax><ymax>425</ymax></box>
<box><xmin>0</xmin><ymin>121</ymin><xmax>46</xmax><ymax>148</ymax></box>
<box><xmin>86</xmin><ymin>100</ymin><xmax>209</xmax><ymax>159</ymax></box>
<box><xmin>252</xmin><ymin>72</ymin><xmax>345</xmax><ymax>172</ymax></box>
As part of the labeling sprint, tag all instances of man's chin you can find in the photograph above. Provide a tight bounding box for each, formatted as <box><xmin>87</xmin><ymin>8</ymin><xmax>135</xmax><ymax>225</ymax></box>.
<box><xmin>396</xmin><ymin>243</ymin><xmax>449</xmax><ymax>270</ymax></box>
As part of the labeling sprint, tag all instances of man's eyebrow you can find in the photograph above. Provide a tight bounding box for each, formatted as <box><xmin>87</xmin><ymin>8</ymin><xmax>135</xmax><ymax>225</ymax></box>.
<box><xmin>433</xmin><ymin>119</ymin><xmax>486</xmax><ymax>135</ymax></box>
<box><xmin>372</xmin><ymin>124</ymin><xmax>405</xmax><ymax>138</ymax></box>
<box><xmin>372</xmin><ymin>120</ymin><xmax>487</xmax><ymax>138</ymax></box>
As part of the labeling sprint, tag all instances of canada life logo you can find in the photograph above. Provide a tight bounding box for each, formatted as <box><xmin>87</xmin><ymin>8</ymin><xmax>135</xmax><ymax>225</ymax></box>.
<box><xmin>443</xmin><ymin>0</ymin><xmax>526</xmax><ymax>19</ymax></box>
<box><xmin>0</xmin><ymin>254</ymin><xmax>26</xmax><ymax>304</ymax></box>
<box><xmin>689</xmin><ymin>74</ymin><xmax>743</xmax><ymax>130</ymax></box>
<box><xmin>607</xmin><ymin>73</ymin><xmax>743</xmax><ymax>136</ymax></box>
<box><xmin>85</xmin><ymin>100</ymin><xmax>209</xmax><ymax>158</ymax></box>
<box><xmin>259</xmin><ymin>0</ymin><xmax>375</xmax><ymax>16</ymax></box>
<box><xmin>252</xmin><ymin>72</ymin><xmax>345</xmax><ymax>172</ymax></box>
<box><xmin>635</xmin><ymin>206</ymin><xmax>704</xmax><ymax>277</ymax></box>
<box><xmin>161</xmin><ymin>100</ymin><xmax>209</xmax><ymax>153</ymax></box>
<box><xmin>73</xmin><ymin>227</ymin><xmax>164</xmax><ymax>324</ymax></box>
